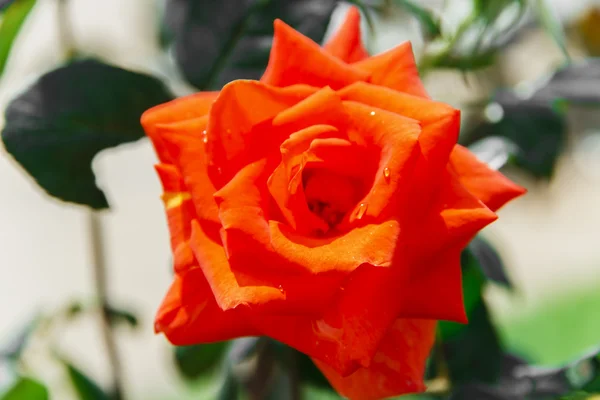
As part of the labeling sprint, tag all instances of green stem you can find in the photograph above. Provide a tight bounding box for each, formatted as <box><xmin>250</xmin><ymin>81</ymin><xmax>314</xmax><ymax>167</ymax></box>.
<box><xmin>88</xmin><ymin>212</ymin><xmax>125</xmax><ymax>400</ymax></box>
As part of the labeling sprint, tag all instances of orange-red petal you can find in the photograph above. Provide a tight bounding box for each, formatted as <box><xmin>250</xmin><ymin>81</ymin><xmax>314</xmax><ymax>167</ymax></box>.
<box><xmin>450</xmin><ymin>145</ymin><xmax>527</xmax><ymax>212</ymax></box>
<box><xmin>155</xmin><ymin>268</ymin><xmax>258</xmax><ymax>344</ymax></box>
<box><xmin>323</xmin><ymin>6</ymin><xmax>369</xmax><ymax>63</ymax></box>
<box><xmin>314</xmin><ymin>319</ymin><xmax>437</xmax><ymax>400</ymax></box>
<box><xmin>353</xmin><ymin>42</ymin><xmax>428</xmax><ymax>98</ymax></box>
<box><xmin>261</xmin><ymin>20</ymin><xmax>369</xmax><ymax>89</ymax></box>
<box><xmin>141</xmin><ymin>91</ymin><xmax>218</xmax><ymax>163</ymax></box>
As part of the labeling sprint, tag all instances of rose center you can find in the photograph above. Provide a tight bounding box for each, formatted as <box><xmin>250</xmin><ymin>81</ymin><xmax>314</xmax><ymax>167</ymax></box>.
<box><xmin>303</xmin><ymin>169</ymin><xmax>363</xmax><ymax>229</ymax></box>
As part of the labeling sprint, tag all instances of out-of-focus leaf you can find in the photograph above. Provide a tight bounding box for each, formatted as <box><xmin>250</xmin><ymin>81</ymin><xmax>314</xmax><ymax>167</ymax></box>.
<box><xmin>440</xmin><ymin>302</ymin><xmax>503</xmax><ymax>384</ymax></box>
<box><xmin>164</xmin><ymin>0</ymin><xmax>337</xmax><ymax>89</ymax></box>
<box><xmin>468</xmin><ymin>236</ymin><xmax>512</xmax><ymax>288</ymax></box>
<box><xmin>467</xmin><ymin>136</ymin><xmax>519</xmax><ymax>171</ymax></box>
<box><xmin>296</xmin><ymin>351</ymin><xmax>332</xmax><ymax>390</ymax></box>
<box><xmin>0</xmin><ymin>376</ymin><xmax>48</xmax><ymax>400</ymax></box>
<box><xmin>535</xmin><ymin>60</ymin><xmax>600</xmax><ymax>105</ymax></box>
<box><xmin>438</xmin><ymin>250</ymin><xmax>502</xmax><ymax>384</ymax></box>
<box><xmin>64</xmin><ymin>361</ymin><xmax>110</xmax><ymax>400</ymax></box>
<box><xmin>534</xmin><ymin>0</ymin><xmax>570</xmax><ymax>62</ymax></box>
<box><xmin>0</xmin><ymin>315</ymin><xmax>39</xmax><ymax>360</ymax></box>
<box><xmin>473</xmin><ymin>0</ymin><xmax>524</xmax><ymax>23</ymax></box>
<box><xmin>393</xmin><ymin>0</ymin><xmax>441</xmax><ymax>38</ymax></box>
<box><xmin>0</xmin><ymin>0</ymin><xmax>36</xmax><ymax>77</ymax></box>
<box><xmin>104</xmin><ymin>305</ymin><xmax>139</xmax><ymax>329</ymax></box>
<box><xmin>216</xmin><ymin>371</ymin><xmax>240</xmax><ymax>400</ymax></box>
<box><xmin>174</xmin><ymin>342</ymin><xmax>229</xmax><ymax>380</ymax></box>
<box><xmin>463</xmin><ymin>90</ymin><xmax>567</xmax><ymax>179</ymax></box>
<box><xmin>561</xmin><ymin>393</ymin><xmax>600</xmax><ymax>400</ymax></box>
<box><xmin>1</xmin><ymin>60</ymin><xmax>173</xmax><ymax>209</ymax></box>
<box><xmin>429</xmin><ymin>49</ymin><xmax>497</xmax><ymax>71</ymax></box>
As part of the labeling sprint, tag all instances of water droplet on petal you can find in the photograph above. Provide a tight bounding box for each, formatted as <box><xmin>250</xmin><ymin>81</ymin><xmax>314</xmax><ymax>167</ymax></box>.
<box><xmin>356</xmin><ymin>203</ymin><xmax>367</xmax><ymax>220</ymax></box>
<box><xmin>278</xmin><ymin>285</ymin><xmax>285</xmax><ymax>294</ymax></box>
<box><xmin>370</xmin><ymin>111</ymin><xmax>376</xmax><ymax>116</ymax></box>
<box><xmin>217</xmin><ymin>167</ymin><xmax>223</xmax><ymax>175</ymax></box>
<box><xmin>383</xmin><ymin>167</ymin><xmax>390</xmax><ymax>181</ymax></box>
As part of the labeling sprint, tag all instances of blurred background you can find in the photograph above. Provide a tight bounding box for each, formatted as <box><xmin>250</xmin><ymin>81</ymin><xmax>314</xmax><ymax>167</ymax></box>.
<box><xmin>1</xmin><ymin>0</ymin><xmax>600</xmax><ymax>399</ymax></box>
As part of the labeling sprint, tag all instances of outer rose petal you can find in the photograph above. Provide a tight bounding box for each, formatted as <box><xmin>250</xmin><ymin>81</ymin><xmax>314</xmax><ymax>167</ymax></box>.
<box><xmin>399</xmin><ymin>171</ymin><xmax>498</xmax><ymax>322</ymax></box>
<box><xmin>450</xmin><ymin>145</ymin><xmax>527</xmax><ymax>211</ymax></box>
<box><xmin>156</xmin><ymin>268</ymin><xmax>258</xmax><ymax>344</ymax></box>
<box><xmin>141</xmin><ymin>91</ymin><xmax>218</xmax><ymax>163</ymax></box>
<box><xmin>323</xmin><ymin>6</ymin><xmax>369</xmax><ymax>63</ymax></box>
<box><xmin>261</xmin><ymin>20</ymin><xmax>369</xmax><ymax>89</ymax></box>
<box><xmin>313</xmin><ymin>319</ymin><xmax>437</xmax><ymax>400</ymax></box>
<box><xmin>353</xmin><ymin>42</ymin><xmax>429</xmax><ymax>98</ymax></box>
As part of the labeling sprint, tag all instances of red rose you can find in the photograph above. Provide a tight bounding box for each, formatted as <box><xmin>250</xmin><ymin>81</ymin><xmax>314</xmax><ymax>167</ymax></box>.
<box><xmin>141</xmin><ymin>7</ymin><xmax>525</xmax><ymax>399</ymax></box>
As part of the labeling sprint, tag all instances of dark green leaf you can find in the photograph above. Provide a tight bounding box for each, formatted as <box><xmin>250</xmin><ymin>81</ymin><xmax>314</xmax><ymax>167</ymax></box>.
<box><xmin>561</xmin><ymin>393</ymin><xmax>600</xmax><ymax>400</ymax></box>
<box><xmin>104</xmin><ymin>305</ymin><xmax>139</xmax><ymax>329</ymax></box>
<box><xmin>535</xmin><ymin>60</ymin><xmax>600</xmax><ymax>105</ymax></box>
<box><xmin>462</xmin><ymin>90</ymin><xmax>567</xmax><ymax>179</ymax></box>
<box><xmin>440</xmin><ymin>303</ymin><xmax>503</xmax><ymax>384</ymax></box>
<box><xmin>216</xmin><ymin>371</ymin><xmax>240</xmax><ymax>400</ymax></box>
<box><xmin>468</xmin><ymin>237</ymin><xmax>512</xmax><ymax>288</ymax></box>
<box><xmin>0</xmin><ymin>376</ymin><xmax>48</xmax><ymax>400</ymax></box>
<box><xmin>296</xmin><ymin>351</ymin><xmax>332</xmax><ymax>390</ymax></box>
<box><xmin>438</xmin><ymin>251</ymin><xmax>502</xmax><ymax>384</ymax></box>
<box><xmin>534</xmin><ymin>0</ymin><xmax>570</xmax><ymax>62</ymax></box>
<box><xmin>393</xmin><ymin>0</ymin><xmax>441</xmax><ymax>39</ymax></box>
<box><xmin>165</xmin><ymin>0</ymin><xmax>337</xmax><ymax>89</ymax></box>
<box><xmin>174</xmin><ymin>342</ymin><xmax>229</xmax><ymax>380</ymax></box>
<box><xmin>0</xmin><ymin>0</ymin><xmax>37</xmax><ymax>77</ymax></box>
<box><xmin>1</xmin><ymin>60</ymin><xmax>173</xmax><ymax>208</ymax></box>
<box><xmin>64</xmin><ymin>361</ymin><xmax>110</xmax><ymax>400</ymax></box>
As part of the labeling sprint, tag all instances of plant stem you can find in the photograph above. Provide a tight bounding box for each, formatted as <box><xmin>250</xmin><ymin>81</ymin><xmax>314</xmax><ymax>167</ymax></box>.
<box><xmin>88</xmin><ymin>211</ymin><xmax>125</xmax><ymax>400</ymax></box>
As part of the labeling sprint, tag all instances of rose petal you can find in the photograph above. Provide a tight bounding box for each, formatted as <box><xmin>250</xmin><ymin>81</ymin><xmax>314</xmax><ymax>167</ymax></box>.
<box><xmin>313</xmin><ymin>319</ymin><xmax>437</xmax><ymax>400</ymax></box>
<box><xmin>353</xmin><ymin>42</ymin><xmax>428</xmax><ymax>98</ymax></box>
<box><xmin>154</xmin><ymin>118</ymin><xmax>220</xmax><ymax>224</ymax></box>
<box><xmin>339</xmin><ymin>101</ymin><xmax>422</xmax><ymax>221</ymax></box>
<box><xmin>155</xmin><ymin>268</ymin><xmax>257</xmax><ymax>344</ymax></box>
<box><xmin>206</xmin><ymin>80</ymin><xmax>317</xmax><ymax>179</ymax></box>
<box><xmin>141</xmin><ymin>91</ymin><xmax>218</xmax><ymax>163</ymax></box>
<box><xmin>261</xmin><ymin>20</ymin><xmax>369</xmax><ymax>89</ymax></box>
<box><xmin>450</xmin><ymin>145</ymin><xmax>527</xmax><ymax>211</ymax></box>
<box><xmin>399</xmin><ymin>170</ymin><xmax>498</xmax><ymax>322</ymax></box>
<box><xmin>189</xmin><ymin>219</ymin><xmax>286</xmax><ymax>311</ymax></box>
<box><xmin>323</xmin><ymin>6</ymin><xmax>369</xmax><ymax>63</ymax></box>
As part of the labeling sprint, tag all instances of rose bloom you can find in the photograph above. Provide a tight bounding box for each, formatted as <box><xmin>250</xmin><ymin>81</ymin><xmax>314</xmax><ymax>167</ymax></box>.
<box><xmin>141</xmin><ymin>7</ymin><xmax>525</xmax><ymax>400</ymax></box>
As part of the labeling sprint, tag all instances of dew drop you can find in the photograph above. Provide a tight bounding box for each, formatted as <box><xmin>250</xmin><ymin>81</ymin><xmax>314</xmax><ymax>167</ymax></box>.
<box><xmin>356</xmin><ymin>203</ymin><xmax>368</xmax><ymax>220</ymax></box>
<box><xmin>370</xmin><ymin>111</ymin><xmax>376</xmax><ymax>116</ymax></box>
<box><xmin>217</xmin><ymin>167</ymin><xmax>223</xmax><ymax>175</ymax></box>
<box><xmin>278</xmin><ymin>285</ymin><xmax>285</xmax><ymax>294</ymax></box>
<box><xmin>202</xmin><ymin>130</ymin><xmax>208</xmax><ymax>144</ymax></box>
<box><xmin>383</xmin><ymin>167</ymin><xmax>390</xmax><ymax>181</ymax></box>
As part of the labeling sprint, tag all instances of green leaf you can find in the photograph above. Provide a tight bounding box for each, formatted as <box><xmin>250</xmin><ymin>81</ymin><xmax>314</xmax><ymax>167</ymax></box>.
<box><xmin>64</xmin><ymin>361</ymin><xmax>110</xmax><ymax>400</ymax></box>
<box><xmin>104</xmin><ymin>305</ymin><xmax>139</xmax><ymax>329</ymax></box>
<box><xmin>1</xmin><ymin>59</ymin><xmax>173</xmax><ymax>209</ymax></box>
<box><xmin>534</xmin><ymin>0</ymin><xmax>570</xmax><ymax>62</ymax></box>
<box><xmin>164</xmin><ymin>0</ymin><xmax>337</xmax><ymax>89</ymax></box>
<box><xmin>462</xmin><ymin>90</ymin><xmax>567</xmax><ymax>179</ymax></box>
<box><xmin>174</xmin><ymin>342</ymin><xmax>229</xmax><ymax>380</ymax></box>
<box><xmin>440</xmin><ymin>303</ymin><xmax>503</xmax><ymax>384</ymax></box>
<box><xmin>393</xmin><ymin>0</ymin><xmax>441</xmax><ymax>39</ymax></box>
<box><xmin>468</xmin><ymin>237</ymin><xmax>512</xmax><ymax>288</ymax></box>
<box><xmin>438</xmin><ymin>251</ymin><xmax>502</xmax><ymax>384</ymax></box>
<box><xmin>0</xmin><ymin>376</ymin><xmax>48</xmax><ymax>400</ymax></box>
<box><xmin>0</xmin><ymin>0</ymin><xmax>36</xmax><ymax>77</ymax></box>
